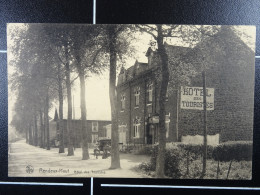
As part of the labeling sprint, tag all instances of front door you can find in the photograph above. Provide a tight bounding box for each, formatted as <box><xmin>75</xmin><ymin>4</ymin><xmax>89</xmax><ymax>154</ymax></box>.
<box><xmin>147</xmin><ymin>124</ymin><xmax>156</xmax><ymax>144</ymax></box>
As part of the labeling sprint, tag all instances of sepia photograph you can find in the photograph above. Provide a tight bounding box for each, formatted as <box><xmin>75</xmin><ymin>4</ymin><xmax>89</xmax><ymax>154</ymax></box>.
<box><xmin>7</xmin><ymin>24</ymin><xmax>255</xmax><ymax>179</ymax></box>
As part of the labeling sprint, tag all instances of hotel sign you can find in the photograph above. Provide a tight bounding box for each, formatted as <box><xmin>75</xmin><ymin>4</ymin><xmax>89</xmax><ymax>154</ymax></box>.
<box><xmin>181</xmin><ymin>86</ymin><xmax>214</xmax><ymax>110</ymax></box>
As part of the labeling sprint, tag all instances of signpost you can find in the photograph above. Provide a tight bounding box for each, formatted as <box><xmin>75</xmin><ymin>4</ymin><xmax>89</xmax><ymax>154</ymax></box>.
<box><xmin>202</xmin><ymin>71</ymin><xmax>207</xmax><ymax>178</ymax></box>
<box><xmin>180</xmin><ymin>71</ymin><xmax>214</xmax><ymax>178</ymax></box>
<box><xmin>180</xmin><ymin>86</ymin><xmax>214</xmax><ymax>110</ymax></box>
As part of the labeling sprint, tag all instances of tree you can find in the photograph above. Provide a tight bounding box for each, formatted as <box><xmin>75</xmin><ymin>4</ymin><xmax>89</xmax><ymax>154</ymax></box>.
<box><xmin>102</xmin><ymin>24</ymin><xmax>136</xmax><ymax>169</ymax></box>
<box><xmin>8</xmin><ymin>24</ymin><xmax>62</xmax><ymax>150</ymax></box>
<box><xmin>68</xmin><ymin>24</ymin><xmax>106</xmax><ymax>160</ymax></box>
<box><xmin>107</xmin><ymin>25</ymin><xmax>121</xmax><ymax>169</ymax></box>
<box><xmin>56</xmin><ymin>61</ymin><xmax>65</xmax><ymax>153</ymax></box>
<box><xmin>42</xmin><ymin>24</ymin><xmax>80</xmax><ymax>156</ymax></box>
<box><xmin>135</xmin><ymin>24</ymin><xmax>213</xmax><ymax>177</ymax></box>
<box><xmin>135</xmin><ymin>24</ymin><xmax>177</xmax><ymax>177</ymax></box>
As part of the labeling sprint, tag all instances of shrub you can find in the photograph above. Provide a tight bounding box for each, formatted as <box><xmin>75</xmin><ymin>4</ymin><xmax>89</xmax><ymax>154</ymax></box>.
<box><xmin>148</xmin><ymin>146</ymin><xmax>184</xmax><ymax>178</ymax></box>
<box><xmin>138</xmin><ymin>141</ymin><xmax>253</xmax><ymax>178</ymax></box>
<box><xmin>135</xmin><ymin>145</ymin><xmax>155</xmax><ymax>155</ymax></box>
<box><xmin>212</xmin><ymin>141</ymin><xmax>252</xmax><ymax>162</ymax></box>
<box><xmin>177</xmin><ymin>144</ymin><xmax>215</xmax><ymax>159</ymax></box>
<box><xmin>138</xmin><ymin>162</ymin><xmax>153</xmax><ymax>172</ymax></box>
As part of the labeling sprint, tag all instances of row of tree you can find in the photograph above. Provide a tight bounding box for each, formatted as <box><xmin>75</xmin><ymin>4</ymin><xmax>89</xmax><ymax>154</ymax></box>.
<box><xmin>10</xmin><ymin>24</ymin><xmax>128</xmax><ymax>168</ymax></box>
<box><xmin>9</xmin><ymin>24</ymin><xmax>235</xmax><ymax>177</ymax></box>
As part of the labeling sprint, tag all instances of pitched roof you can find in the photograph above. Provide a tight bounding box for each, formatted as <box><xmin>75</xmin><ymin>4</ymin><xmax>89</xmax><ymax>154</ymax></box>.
<box><xmin>184</xmin><ymin>26</ymin><xmax>255</xmax><ymax>72</ymax></box>
<box><xmin>118</xmin><ymin>44</ymin><xmax>192</xmax><ymax>86</ymax></box>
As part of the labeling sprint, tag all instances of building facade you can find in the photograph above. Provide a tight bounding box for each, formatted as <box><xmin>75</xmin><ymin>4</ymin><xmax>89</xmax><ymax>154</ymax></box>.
<box><xmin>117</xmin><ymin>26</ymin><xmax>255</xmax><ymax>145</ymax></box>
<box><xmin>117</xmin><ymin>53</ymin><xmax>178</xmax><ymax>145</ymax></box>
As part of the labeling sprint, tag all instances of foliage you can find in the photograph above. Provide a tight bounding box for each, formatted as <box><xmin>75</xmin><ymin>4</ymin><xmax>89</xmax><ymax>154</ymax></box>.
<box><xmin>138</xmin><ymin>141</ymin><xmax>252</xmax><ymax>179</ymax></box>
<box><xmin>212</xmin><ymin>141</ymin><xmax>253</xmax><ymax>162</ymax></box>
<box><xmin>135</xmin><ymin>145</ymin><xmax>155</xmax><ymax>155</ymax></box>
<box><xmin>177</xmin><ymin>144</ymin><xmax>215</xmax><ymax>159</ymax></box>
<box><xmin>139</xmin><ymin>146</ymin><xmax>184</xmax><ymax>178</ymax></box>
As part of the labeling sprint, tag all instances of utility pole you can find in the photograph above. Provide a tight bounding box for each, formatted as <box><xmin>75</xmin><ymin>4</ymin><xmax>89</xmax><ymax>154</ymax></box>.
<box><xmin>176</xmin><ymin>88</ymin><xmax>179</xmax><ymax>141</ymax></box>
<box><xmin>201</xmin><ymin>70</ymin><xmax>207</xmax><ymax>178</ymax></box>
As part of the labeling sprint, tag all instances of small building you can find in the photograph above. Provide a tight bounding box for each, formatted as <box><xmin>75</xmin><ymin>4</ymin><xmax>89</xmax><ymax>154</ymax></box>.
<box><xmin>49</xmin><ymin>119</ymin><xmax>111</xmax><ymax>147</ymax></box>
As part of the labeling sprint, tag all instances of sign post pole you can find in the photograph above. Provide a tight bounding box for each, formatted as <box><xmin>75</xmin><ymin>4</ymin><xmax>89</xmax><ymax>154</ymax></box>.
<box><xmin>201</xmin><ymin>70</ymin><xmax>207</xmax><ymax>178</ymax></box>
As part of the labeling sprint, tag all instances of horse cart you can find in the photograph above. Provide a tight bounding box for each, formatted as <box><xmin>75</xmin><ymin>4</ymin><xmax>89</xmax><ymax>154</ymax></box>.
<box><xmin>93</xmin><ymin>139</ymin><xmax>111</xmax><ymax>159</ymax></box>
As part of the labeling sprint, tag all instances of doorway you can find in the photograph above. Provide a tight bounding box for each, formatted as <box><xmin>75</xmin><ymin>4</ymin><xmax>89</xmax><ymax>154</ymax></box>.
<box><xmin>146</xmin><ymin>124</ymin><xmax>157</xmax><ymax>144</ymax></box>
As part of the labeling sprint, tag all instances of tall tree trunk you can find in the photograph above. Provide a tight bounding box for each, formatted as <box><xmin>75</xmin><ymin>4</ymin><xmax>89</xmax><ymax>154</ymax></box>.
<box><xmin>155</xmin><ymin>24</ymin><xmax>169</xmax><ymax>178</ymax></box>
<box><xmin>108</xmin><ymin>25</ymin><xmax>121</xmax><ymax>169</ymax></box>
<box><xmin>34</xmin><ymin>109</ymin><xmax>38</xmax><ymax>146</ymax></box>
<box><xmin>58</xmin><ymin>63</ymin><xmax>65</xmax><ymax>153</ymax></box>
<box><xmin>45</xmin><ymin>91</ymin><xmax>50</xmax><ymax>150</ymax></box>
<box><xmin>26</xmin><ymin>127</ymin><xmax>28</xmax><ymax>143</ymax></box>
<box><xmin>29</xmin><ymin>123</ymin><xmax>33</xmax><ymax>145</ymax></box>
<box><xmin>65</xmin><ymin>46</ymin><xmax>74</xmax><ymax>156</ymax></box>
<box><xmin>39</xmin><ymin>109</ymin><xmax>44</xmax><ymax>148</ymax></box>
<box><xmin>79</xmin><ymin>71</ymin><xmax>90</xmax><ymax>160</ymax></box>
<box><xmin>31</xmin><ymin>119</ymin><xmax>35</xmax><ymax>146</ymax></box>
<box><xmin>43</xmin><ymin>106</ymin><xmax>46</xmax><ymax>149</ymax></box>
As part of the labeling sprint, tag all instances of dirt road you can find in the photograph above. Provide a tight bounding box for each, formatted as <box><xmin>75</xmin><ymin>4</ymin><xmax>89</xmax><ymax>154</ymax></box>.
<box><xmin>8</xmin><ymin>139</ymin><xmax>150</xmax><ymax>178</ymax></box>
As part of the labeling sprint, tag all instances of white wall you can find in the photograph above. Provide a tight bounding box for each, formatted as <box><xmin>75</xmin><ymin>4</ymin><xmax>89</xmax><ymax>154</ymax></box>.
<box><xmin>181</xmin><ymin>134</ymin><xmax>219</xmax><ymax>146</ymax></box>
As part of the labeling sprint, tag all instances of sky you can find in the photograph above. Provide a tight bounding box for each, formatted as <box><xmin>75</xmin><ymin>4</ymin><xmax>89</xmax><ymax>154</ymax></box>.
<box><xmin>7</xmin><ymin>26</ymin><xmax>152</xmax><ymax>123</ymax></box>
<box><xmin>7</xmin><ymin>24</ymin><xmax>256</xmax><ymax>124</ymax></box>
<box><xmin>55</xmin><ymin>32</ymin><xmax>152</xmax><ymax>121</ymax></box>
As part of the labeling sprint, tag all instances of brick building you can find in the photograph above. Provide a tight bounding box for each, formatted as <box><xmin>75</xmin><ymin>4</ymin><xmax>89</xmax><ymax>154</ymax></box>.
<box><xmin>116</xmin><ymin>26</ymin><xmax>255</xmax><ymax>145</ymax></box>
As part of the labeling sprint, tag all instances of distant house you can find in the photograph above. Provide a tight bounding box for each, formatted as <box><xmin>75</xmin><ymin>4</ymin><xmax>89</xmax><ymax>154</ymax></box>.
<box><xmin>116</xmin><ymin>26</ymin><xmax>254</xmax><ymax>145</ymax></box>
<box><xmin>49</xmin><ymin>119</ymin><xmax>111</xmax><ymax>147</ymax></box>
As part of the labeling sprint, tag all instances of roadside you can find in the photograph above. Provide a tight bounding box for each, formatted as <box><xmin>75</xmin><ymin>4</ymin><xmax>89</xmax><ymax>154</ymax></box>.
<box><xmin>8</xmin><ymin>139</ymin><xmax>150</xmax><ymax>178</ymax></box>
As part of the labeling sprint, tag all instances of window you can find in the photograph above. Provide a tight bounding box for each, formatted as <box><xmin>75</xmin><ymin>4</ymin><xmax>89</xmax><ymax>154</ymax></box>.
<box><xmin>134</xmin><ymin>125</ymin><xmax>140</xmax><ymax>138</ymax></box>
<box><xmin>92</xmin><ymin>134</ymin><xmax>98</xmax><ymax>143</ymax></box>
<box><xmin>133</xmin><ymin>117</ymin><xmax>141</xmax><ymax>138</ymax></box>
<box><xmin>166</xmin><ymin>121</ymin><xmax>170</xmax><ymax>138</ymax></box>
<box><xmin>147</xmin><ymin>82</ymin><xmax>153</xmax><ymax>103</ymax></box>
<box><xmin>121</xmin><ymin>94</ymin><xmax>126</xmax><ymax>111</ymax></box>
<box><xmin>92</xmin><ymin>121</ymin><xmax>98</xmax><ymax>132</ymax></box>
<box><xmin>134</xmin><ymin>87</ymin><xmax>140</xmax><ymax>107</ymax></box>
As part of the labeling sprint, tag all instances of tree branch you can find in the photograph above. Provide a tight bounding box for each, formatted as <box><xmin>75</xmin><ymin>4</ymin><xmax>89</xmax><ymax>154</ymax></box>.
<box><xmin>142</xmin><ymin>24</ymin><xmax>157</xmax><ymax>32</ymax></box>
<box><xmin>136</xmin><ymin>25</ymin><xmax>157</xmax><ymax>40</ymax></box>
<box><xmin>70</xmin><ymin>75</ymin><xmax>79</xmax><ymax>84</ymax></box>
<box><xmin>194</xmin><ymin>25</ymin><xmax>220</xmax><ymax>37</ymax></box>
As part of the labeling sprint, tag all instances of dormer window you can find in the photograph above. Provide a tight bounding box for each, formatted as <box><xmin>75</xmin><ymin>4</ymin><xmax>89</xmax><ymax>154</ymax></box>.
<box><xmin>134</xmin><ymin>87</ymin><xmax>140</xmax><ymax>107</ymax></box>
<box><xmin>121</xmin><ymin>93</ymin><xmax>126</xmax><ymax>111</ymax></box>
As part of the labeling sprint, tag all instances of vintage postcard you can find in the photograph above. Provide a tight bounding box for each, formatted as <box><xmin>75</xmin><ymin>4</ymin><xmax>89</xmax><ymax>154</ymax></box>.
<box><xmin>7</xmin><ymin>24</ymin><xmax>255</xmax><ymax>179</ymax></box>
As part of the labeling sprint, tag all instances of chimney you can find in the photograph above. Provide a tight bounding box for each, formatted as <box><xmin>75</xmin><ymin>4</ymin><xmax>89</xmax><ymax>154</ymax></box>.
<box><xmin>118</xmin><ymin>67</ymin><xmax>126</xmax><ymax>85</ymax></box>
<box><xmin>145</xmin><ymin>47</ymin><xmax>154</xmax><ymax>66</ymax></box>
